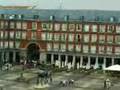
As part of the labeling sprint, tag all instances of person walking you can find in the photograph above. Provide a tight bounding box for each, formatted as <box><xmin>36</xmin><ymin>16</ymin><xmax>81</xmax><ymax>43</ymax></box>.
<box><xmin>105</xmin><ymin>78</ymin><xmax>111</xmax><ymax>90</ymax></box>
<box><xmin>104</xmin><ymin>79</ymin><xmax>106</xmax><ymax>88</ymax></box>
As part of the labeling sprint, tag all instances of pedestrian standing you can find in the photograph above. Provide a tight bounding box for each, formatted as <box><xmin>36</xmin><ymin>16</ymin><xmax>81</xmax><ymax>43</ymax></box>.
<box><xmin>104</xmin><ymin>80</ymin><xmax>106</xmax><ymax>88</ymax></box>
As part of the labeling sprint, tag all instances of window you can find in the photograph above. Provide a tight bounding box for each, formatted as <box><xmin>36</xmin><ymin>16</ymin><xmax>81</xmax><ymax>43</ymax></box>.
<box><xmin>53</xmin><ymin>43</ymin><xmax>59</xmax><ymax>51</ymax></box>
<box><xmin>99</xmin><ymin>46</ymin><xmax>105</xmax><ymax>54</ymax></box>
<box><xmin>9</xmin><ymin>15</ymin><xmax>15</xmax><ymax>19</ymax></box>
<box><xmin>115</xmin><ymin>47</ymin><xmax>120</xmax><ymax>55</ymax></box>
<box><xmin>61</xmin><ymin>33</ymin><xmax>67</xmax><ymax>41</ymax></box>
<box><xmin>46</xmin><ymin>33</ymin><xmax>53</xmax><ymax>41</ymax></box>
<box><xmin>50</xmin><ymin>15</ymin><xmax>54</xmax><ymax>21</ymax></box>
<box><xmin>68</xmin><ymin>44</ymin><xmax>74</xmax><ymax>51</ymax></box>
<box><xmin>107</xmin><ymin>35</ymin><xmax>113</xmax><ymax>43</ymax></box>
<box><xmin>31</xmin><ymin>32</ymin><xmax>36</xmax><ymax>39</ymax></box>
<box><xmin>16</xmin><ymin>31</ymin><xmax>21</xmax><ymax>39</ymax></box>
<box><xmin>116</xmin><ymin>26</ymin><xmax>120</xmax><ymax>33</ymax></box>
<box><xmin>10</xmin><ymin>31</ymin><xmax>14</xmax><ymax>39</ymax></box>
<box><xmin>15</xmin><ymin>41</ymin><xmax>20</xmax><ymax>48</ymax></box>
<box><xmin>16</xmin><ymin>22</ymin><xmax>22</xmax><ymax>29</ymax></box>
<box><xmin>91</xmin><ymin>34</ymin><xmax>97</xmax><ymax>42</ymax></box>
<box><xmin>4</xmin><ymin>21</ymin><xmax>8</xmax><ymax>29</ymax></box>
<box><xmin>68</xmin><ymin>34</ymin><xmax>74</xmax><ymax>42</ymax></box>
<box><xmin>69</xmin><ymin>24</ymin><xmax>75</xmax><ymax>31</ymax></box>
<box><xmin>32</xmin><ymin>22</ymin><xmax>37</xmax><ymax>30</ymax></box>
<box><xmin>4</xmin><ymin>31</ymin><xmax>8</xmax><ymax>39</ymax></box>
<box><xmin>18</xmin><ymin>14</ymin><xmax>24</xmax><ymax>19</ymax></box>
<box><xmin>107</xmin><ymin>25</ymin><xmax>114</xmax><ymax>32</ymax></box>
<box><xmin>22</xmin><ymin>22</ymin><xmax>27</xmax><ymax>29</ymax></box>
<box><xmin>42</xmin><ymin>23</ymin><xmax>47</xmax><ymax>30</ymax></box>
<box><xmin>54</xmin><ymin>33</ymin><xmax>60</xmax><ymax>41</ymax></box>
<box><xmin>33</xmin><ymin>15</ymin><xmax>39</xmax><ymax>19</ymax></box>
<box><xmin>83</xmin><ymin>34</ymin><xmax>89</xmax><ymax>43</ymax></box>
<box><xmin>76</xmin><ymin>24</ymin><xmax>82</xmax><ymax>31</ymax></box>
<box><xmin>99</xmin><ymin>35</ymin><xmax>105</xmax><ymax>43</ymax></box>
<box><xmin>83</xmin><ymin>45</ymin><xmax>89</xmax><ymax>53</ymax></box>
<box><xmin>42</xmin><ymin>23</ymin><xmax>53</xmax><ymax>31</ymax></box>
<box><xmin>61</xmin><ymin>24</ymin><xmax>67</xmax><ymax>31</ymax></box>
<box><xmin>54</xmin><ymin>23</ymin><xmax>60</xmax><ymax>31</ymax></box>
<box><xmin>0</xmin><ymin>31</ymin><xmax>4</xmax><ymax>39</ymax></box>
<box><xmin>47</xmin><ymin>43</ymin><xmax>52</xmax><ymax>51</ymax></box>
<box><xmin>84</xmin><ymin>25</ymin><xmax>89</xmax><ymax>32</ymax></box>
<box><xmin>21</xmin><ymin>32</ymin><xmax>26</xmax><ymax>39</ymax></box>
<box><xmin>0</xmin><ymin>41</ymin><xmax>3</xmax><ymax>48</ymax></box>
<box><xmin>76</xmin><ymin>34</ymin><xmax>81</xmax><ymax>42</ymax></box>
<box><xmin>110</xmin><ymin>17</ymin><xmax>115</xmax><ymax>22</ymax></box>
<box><xmin>115</xmin><ymin>35</ymin><xmax>120</xmax><ymax>44</ymax></box>
<box><xmin>106</xmin><ymin>46</ymin><xmax>112</xmax><ymax>54</ymax></box>
<box><xmin>99</xmin><ymin>25</ymin><xmax>106</xmax><ymax>33</ymax></box>
<box><xmin>64</xmin><ymin>15</ymin><xmax>69</xmax><ymax>21</ymax></box>
<box><xmin>80</xmin><ymin>16</ymin><xmax>84</xmax><ymax>21</ymax></box>
<box><xmin>0</xmin><ymin>14</ymin><xmax>4</xmax><ymax>19</ymax></box>
<box><xmin>10</xmin><ymin>21</ymin><xmax>15</xmax><ymax>29</ymax></box>
<box><xmin>91</xmin><ymin>45</ymin><xmax>96</xmax><ymax>53</ymax></box>
<box><xmin>0</xmin><ymin>21</ymin><xmax>4</xmax><ymax>29</ymax></box>
<box><xmin>4</xmin><ymin>41</ymin><xmax>8</xmax><ymax>48</ymax></box>
<box><xmin>41</xmin><ymin>33</ymin><xmax>46</xmax><ymax>40</ymax></box>
<box><xmin>9</xmin><ymin>41</ymin><xmax>14</xmax><ymax>48</ymax></box>
<box><xmin>92</xmin><ymin>25</ymin><xmax>97</xmax><ymax>32</ymax></box>
<box><xmin>76</xmin><ymin>44</ymin><xmax>81</xmax><ymax>52</ymax></box>
<box><xmin>60</xmin><ymin>44</ymin><xmax>66</xmax><ymax>52</ymax></box>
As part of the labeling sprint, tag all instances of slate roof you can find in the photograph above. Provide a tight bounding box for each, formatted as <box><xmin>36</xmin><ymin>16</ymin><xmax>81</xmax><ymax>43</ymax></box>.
<box><xmin>0</xmin><ymin>9</ymin><xmax>120</xmax><ymax>22</ymax></box>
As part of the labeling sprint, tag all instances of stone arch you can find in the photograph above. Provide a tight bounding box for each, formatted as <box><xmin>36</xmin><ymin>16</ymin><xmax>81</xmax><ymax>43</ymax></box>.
<box><xmin>26</xmin><ymin>42</ymin><xmax>40</xmax><ymax>62</ymax></box>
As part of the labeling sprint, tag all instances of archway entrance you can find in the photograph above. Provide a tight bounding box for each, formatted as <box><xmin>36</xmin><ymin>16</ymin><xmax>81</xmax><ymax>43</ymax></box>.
<box><xmin>27</xmin><ymin>43</ymin><xmax>40</xmax><ymax>62</ymax></box>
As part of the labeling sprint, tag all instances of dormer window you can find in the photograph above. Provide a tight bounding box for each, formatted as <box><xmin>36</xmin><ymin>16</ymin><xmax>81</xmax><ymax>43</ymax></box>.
<box><xmin>110</xmin><ymin>16</ymin><xmax>115</xmax><ymax>22</ymax></box>
<box><xmin>18</xmin><ymin>14</ymin><xmax>24</xmax><ymax>19</ymax></box>
<box><xmin>80</xmin><ymin>16</ymin><xmax>84</xmax><ymax>21</ymax></box>
<box><xmin>64</xmin><ymin>15</ymin><xmax>69</xmax><ymax>21</ymax></box>
<box><xmin>95</xmin><ymin>16</ymin><xmax>99</xmax><ymax>21</ymax></box>
<box><xmin>9</xmin><ymin>15</ymin><xmax>15</xmax><ymax>19</ymax></box>
<box><xmin>0</xmin><ymin>14</ymin><xmax>4</xmax><ymax>19</ymax></box>
<box><xmin>33</xmin><ymin>15</ymin><xmax>39</xmax><ymax>19</ymax></box>
<box><xmin>50</xmin><ymin>15</ymin><xmax>54</xmax><ymax>21</ymax></box>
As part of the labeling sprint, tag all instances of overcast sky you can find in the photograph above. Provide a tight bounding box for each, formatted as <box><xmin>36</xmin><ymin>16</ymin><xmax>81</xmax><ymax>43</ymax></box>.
<box><xmin>0</xmin><ymin>0</ymin><xmax>120</xmax><ymax>10</ymax></box>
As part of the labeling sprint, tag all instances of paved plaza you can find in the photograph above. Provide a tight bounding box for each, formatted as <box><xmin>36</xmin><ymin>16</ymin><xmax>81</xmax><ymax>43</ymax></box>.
<box><xmin>0</xmin><ymin>66</ymin><xmax>120</xmax><ymax>90</ymax></box>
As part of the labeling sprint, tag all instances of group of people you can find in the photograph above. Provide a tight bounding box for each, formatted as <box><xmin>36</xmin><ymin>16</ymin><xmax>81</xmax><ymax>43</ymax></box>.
<box><xmin>59</xmin><ymin>79</ymin><xmax>75</xmax><ymax>87</ymax></box>
<box><xmin>2</xmin><ymin>63</ymin><xmax>13</xmax><ymax>71</ymax></box>
<box><xmin>36</xmin><ymin>70</ymin><xmax>52</xmax><ymax>85</ymax></box>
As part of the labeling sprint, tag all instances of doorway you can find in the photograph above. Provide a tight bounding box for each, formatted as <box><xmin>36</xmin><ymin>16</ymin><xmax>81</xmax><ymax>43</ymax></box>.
<box><xmin>27</xmin><ymin>43</ymin><xmax>39</xmax><ymax>62</ymax></box>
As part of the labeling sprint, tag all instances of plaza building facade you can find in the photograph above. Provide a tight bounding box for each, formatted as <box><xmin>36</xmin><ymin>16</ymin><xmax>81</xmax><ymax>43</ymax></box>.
<box><xmin>0</xmin><ymin>9</ymin><xmax>120</xmax><ymax>69</ymax></box>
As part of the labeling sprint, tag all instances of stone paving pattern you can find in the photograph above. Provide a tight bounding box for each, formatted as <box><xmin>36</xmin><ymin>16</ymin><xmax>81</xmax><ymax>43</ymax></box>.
<box><xmin>0</xmin><ymin>66</ymin><xmax>120</xmax><ymax>90</ymax></box>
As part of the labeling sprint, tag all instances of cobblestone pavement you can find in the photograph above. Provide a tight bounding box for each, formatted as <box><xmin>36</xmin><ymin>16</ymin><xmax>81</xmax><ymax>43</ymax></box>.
<box><xmin>0</xmin><ymin>66</ymin><xmax>120</xmax><ymax>90</ymax></box>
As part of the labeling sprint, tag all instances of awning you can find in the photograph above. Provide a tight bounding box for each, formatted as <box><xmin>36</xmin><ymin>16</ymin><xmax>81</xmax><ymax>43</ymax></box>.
<box><xmin>104</xmin><ymin>64</ymin><xmax>120</xmax><ymax>71</ymax></box>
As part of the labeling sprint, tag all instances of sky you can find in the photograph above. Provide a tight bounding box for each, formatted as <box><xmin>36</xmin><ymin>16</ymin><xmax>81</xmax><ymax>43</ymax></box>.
<box><xmin>0</xmin><ymin>0</ymin><xmax>120</xmax><ymax>10</ymax></box>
